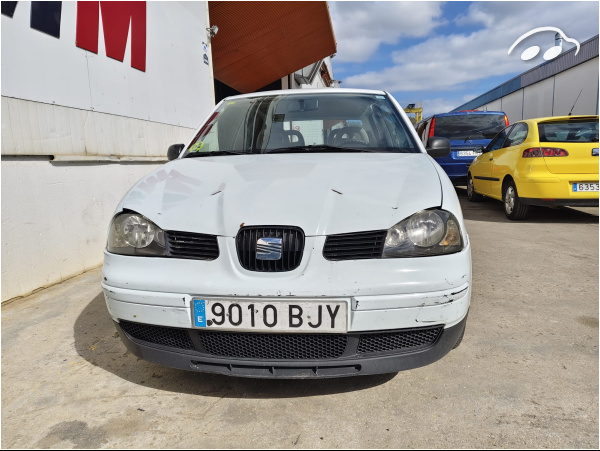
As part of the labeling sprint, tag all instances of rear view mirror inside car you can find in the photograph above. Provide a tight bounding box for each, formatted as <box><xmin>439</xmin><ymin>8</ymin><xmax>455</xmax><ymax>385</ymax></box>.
<box><xmin>286</xmin><ymin>98</ymin><xmax>319</xmax><ymax>112</ymax></box>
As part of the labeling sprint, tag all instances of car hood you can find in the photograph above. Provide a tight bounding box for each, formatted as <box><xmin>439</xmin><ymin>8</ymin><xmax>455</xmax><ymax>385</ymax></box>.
<box><xmin>118</xmin><ymin>153</ymin><xmax>442</xmax><ymax>236</ymax></box>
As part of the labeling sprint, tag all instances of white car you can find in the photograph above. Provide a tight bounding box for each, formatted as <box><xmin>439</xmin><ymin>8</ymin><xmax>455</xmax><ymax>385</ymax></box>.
<box><xmin>102</xmin><ymin>88</ymin><xmax>471</xmax><ymax>378</ymax></box>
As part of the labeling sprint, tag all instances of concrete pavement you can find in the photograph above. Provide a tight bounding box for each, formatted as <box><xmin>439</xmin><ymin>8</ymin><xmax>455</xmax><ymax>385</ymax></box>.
<box><xmin>2</xmin><ymin>189</ymin><xmax>598</xmax><ymax>448</ymax></box>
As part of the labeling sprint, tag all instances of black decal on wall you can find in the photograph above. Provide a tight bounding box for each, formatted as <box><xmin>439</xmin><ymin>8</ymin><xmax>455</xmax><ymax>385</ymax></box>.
<box><xmin>1</xmin><ymin>2</ymin><xmax>18</xmax><ymax>18</ymax></box>
<box><xmin>30</xmin><ymin>1</ymin><xmax>62</xmax><ymax>38</ymax></box>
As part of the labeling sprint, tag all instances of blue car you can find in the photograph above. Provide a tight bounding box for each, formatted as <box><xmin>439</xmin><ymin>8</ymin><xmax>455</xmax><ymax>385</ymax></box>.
<box><xmin>415</xmin><ymin>111</ymin><xmax>508</xmax><ymax>185</ymax></box>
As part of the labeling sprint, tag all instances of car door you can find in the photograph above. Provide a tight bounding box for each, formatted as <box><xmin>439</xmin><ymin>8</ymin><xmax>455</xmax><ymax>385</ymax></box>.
<box><xmin>472</xmin><ymin>126</ymin><xmax>512</xmax><ymax>196</ymax></box>
<box><xmin>490</xmin><ymin>123</ymin><xmax>529</xmax><ymax>196</ymax></box>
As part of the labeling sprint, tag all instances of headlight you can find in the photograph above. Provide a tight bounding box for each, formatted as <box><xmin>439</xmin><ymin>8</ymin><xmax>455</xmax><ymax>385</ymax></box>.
<box><xmin>383</xmin><ymin>209</ymin><xmax>464</xmax><ymax>258</ymax></box>
<box><xmin>107</xmin><ymin>212</ymin><xmax>166</xmax><ymax>256</ymax></box>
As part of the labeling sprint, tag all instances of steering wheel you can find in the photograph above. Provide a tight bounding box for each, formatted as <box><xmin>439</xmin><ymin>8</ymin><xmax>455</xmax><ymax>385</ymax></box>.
<box><xmin>338</xmin><ymin>138</ymin><xmax>369</xmax><ymax>147</ymax></box>
<box><xmin>331</xmin><ymin>126</ymin><xmax>369</xmax><ymax>146</ymax></box>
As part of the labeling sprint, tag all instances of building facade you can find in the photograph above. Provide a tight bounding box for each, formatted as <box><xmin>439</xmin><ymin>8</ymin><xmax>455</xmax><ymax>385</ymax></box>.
<box><xmin>1</xmin><ymin>1</ymin><xmax>337</xmax><ymax>302</ymax></box>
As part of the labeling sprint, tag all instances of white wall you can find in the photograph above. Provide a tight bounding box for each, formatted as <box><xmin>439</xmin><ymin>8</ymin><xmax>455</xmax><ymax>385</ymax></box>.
<box><xmin>1</xmin><ymin>1</ymin><xmax>213</xmax><ymax>130</ymax></box>
<box><xmin>553</xmin><ymin>58</ymin><xmax>599</xmax><ymax>116</ymax></box>
<box><xmin>1</xmin><ymin>159</ymin><xmax>163</xmax><ymax>301</ymax></box>
<box><xmin>501</xmin><ymin>90</ymin><xmax>524</xmax><ymax>123</ymax></box>
<box><xmin>1</xmin><ymin>2</ymin><xmax>212</xmax><ymax>301</ymax></box>
<box><xmin>479</xmin><ymin>99</ymin><xmax>502</xmax><ymax>112</ymax></box>
<box><xmin>523</xmin><ymin>77</ymin><xmax>554</xmax><ymax>119</ymax></box>
<box><xmin>1</xmin><ymin>98</ymin><xmax>195</xmax><ymax>157</ymax></box>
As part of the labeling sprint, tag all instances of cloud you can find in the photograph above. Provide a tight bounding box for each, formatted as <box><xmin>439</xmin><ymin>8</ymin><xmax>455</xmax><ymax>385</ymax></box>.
<box><xmin>329</xmin><ymin>1</ymin><xmax>445</xmax><ymax>63</ymax></box>
<box><xmin>422</xmin><ymin>97</ymin><xmax>464</xmax><ymax>117</ymax></box>
<box><xmin>342</xmin><ymin>1</ymin><xmax>599</xmax><ymax>93</ymax></box>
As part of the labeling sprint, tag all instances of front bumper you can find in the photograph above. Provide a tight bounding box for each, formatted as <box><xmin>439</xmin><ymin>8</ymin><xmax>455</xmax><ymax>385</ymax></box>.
<box><xmin>103</xmin><ymin>282</ymin><xmax>470</xmax><ymax>378</ymax></box>
<box><xmin>102</xmin><ymin>239</ymin><xmax>471</xmax><ymax>377</ymax></box>
<box><xmin>103</xmin><ymin>282</ymin><xmax>471</xmax><ymax>332</ymax></box>
<box><xmin>113</xmin><ymin>315</ymin><xmax>468</xmax><ymax>378</ymax></box>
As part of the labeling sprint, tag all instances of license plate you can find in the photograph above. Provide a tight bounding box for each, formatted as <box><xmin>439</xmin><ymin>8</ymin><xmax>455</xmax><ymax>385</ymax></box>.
<box><xmin>192</xmin><ymin>299</ymin><xmax>348</xmax><ymax>333</ymax></box>
<box><xmin>458</xmin><ymin>150</ymin><xmax>477</xmax><ymax>157</ymax></box>
<box><xmin>573</xmin><ymin>182</ymin><xmax>599</xmax><ymax>192</ymax></box>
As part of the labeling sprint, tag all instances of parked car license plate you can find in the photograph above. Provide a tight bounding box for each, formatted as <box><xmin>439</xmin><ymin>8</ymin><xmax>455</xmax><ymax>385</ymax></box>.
<box><xmin>457</xmin><ymin>150</ymin><xmax>477</xmax><ymax>157</ymax></box>
<box><xmin>192</xmin><ymin>299</ymin><xmax>348</xmax><ymax>333</ymax></box>
<box><xmin>573</xmin><ymin>182</ymin><xmax>599</xmax><ymax>192</ymax></box>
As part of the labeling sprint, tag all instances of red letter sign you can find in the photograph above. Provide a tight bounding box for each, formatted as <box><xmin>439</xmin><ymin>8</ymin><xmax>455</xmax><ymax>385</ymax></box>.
<box><xmin>76</xmin><ymin>1</ymin><xmax>146</xmax><ymax>72</ymax></box>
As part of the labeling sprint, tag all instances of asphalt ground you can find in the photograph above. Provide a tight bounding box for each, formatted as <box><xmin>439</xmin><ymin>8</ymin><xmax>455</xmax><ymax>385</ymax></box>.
<box><xmin>2</xmin><ymin>188</ymin><xmax>598</xmax><ymax>448</ymax></box>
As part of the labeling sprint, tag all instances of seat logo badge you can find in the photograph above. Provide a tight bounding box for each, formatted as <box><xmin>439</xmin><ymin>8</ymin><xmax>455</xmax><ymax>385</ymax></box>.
<box><xmin>256</xmin><ymin>237</ymin><xmax>283</xmax><ymax>260</ymax></box>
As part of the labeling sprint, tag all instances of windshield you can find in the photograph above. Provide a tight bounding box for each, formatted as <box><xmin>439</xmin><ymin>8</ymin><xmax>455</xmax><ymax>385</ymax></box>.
<box><xmin>182</xmin><ymin>93</ymin><xmax>419</xmax><ymax>157</ymax></box>
<box><xmin>538</xmin><ymin>120</ymin><xmax>599</xmax><ymax>143</ymax></box>
<box><xmin>434</xmin><ymin>114</ymin><xmax>506</xmax><ymax>141</ymax></box>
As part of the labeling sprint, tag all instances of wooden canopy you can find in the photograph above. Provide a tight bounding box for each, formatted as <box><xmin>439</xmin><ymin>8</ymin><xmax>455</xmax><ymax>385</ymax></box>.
<box><xmin>209</xmin><ymin>1</ymin><xmax>337</xmax><ymax>92</ymax></box>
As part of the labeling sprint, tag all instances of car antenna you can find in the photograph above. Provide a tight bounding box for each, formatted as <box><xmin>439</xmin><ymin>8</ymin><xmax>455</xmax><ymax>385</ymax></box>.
<box><xmin>568</xmin><ymin>89</ymin><xmax>583</xmax><ymax>116</ymax></box>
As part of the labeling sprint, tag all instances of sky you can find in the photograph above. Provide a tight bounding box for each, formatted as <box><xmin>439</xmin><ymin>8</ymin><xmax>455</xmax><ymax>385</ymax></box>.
<box><xmin>328</xmin><ymin>1</ymin><xmax>600</xmax><ymax>118</ymax></box>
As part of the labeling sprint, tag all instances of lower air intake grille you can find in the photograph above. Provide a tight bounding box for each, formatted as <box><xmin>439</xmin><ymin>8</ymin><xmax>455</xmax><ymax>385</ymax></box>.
<box><xmin>118</xmin><ymin>321</ymin><xmax>444</xmax><ymax>359</ymax></box>
<box><xmin>323</xmin><ymin>230</ymin><xmax>387</xmax><ymax>260</ymax></box>
<box><xmin>166</xmin><ymin>231</ymin><xmax>219</xmax><ymax>260</ymax></box>
<box><xmin>198</xmin><ymin>331</ymin><xmax>347</xmax><ymax>360</ymax></box>
<box><xmin>357</xmin><ymin>326</ymin><xmax>443</xmax><ymax>354</ymax></box>
<box><xmin>120</xmin><ymin>320</ymin><xmax>195</xmax><ymax>350</ymax></box>
<box><xmin>236</xmin><ymin>226</ymin><xmax>305</xmax><ymax>272</ymax></box>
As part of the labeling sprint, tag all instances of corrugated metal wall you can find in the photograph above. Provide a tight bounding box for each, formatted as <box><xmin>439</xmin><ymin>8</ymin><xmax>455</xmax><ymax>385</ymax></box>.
<box><xmin>522</xmin><ymin>77</ymin><xmax>554</xmax><ymax>119</ymax></box>
<box><xmin>475</xmin><ymin>57</ymin><xmax>599</xmax><ymax>122</ymax></box>
<box><xmin>552</xmin><ymin>58</ymin><xmax>599</xmax><ymax>116</ymax></box>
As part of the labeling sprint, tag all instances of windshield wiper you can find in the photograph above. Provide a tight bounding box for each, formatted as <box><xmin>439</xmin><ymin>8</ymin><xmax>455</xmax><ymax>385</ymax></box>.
<box><xmin>183</xmin><ymin>150</ymin><xmax>247</xmax><ymax>158</ymax></box>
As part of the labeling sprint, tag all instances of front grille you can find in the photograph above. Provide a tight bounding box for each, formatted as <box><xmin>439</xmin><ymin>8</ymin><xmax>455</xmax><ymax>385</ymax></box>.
<box><xmin>166</xmin><ymin>231</ymin><xmax>219</xmax><ymax>260</ymax></box>
<box><xmin>120</xmin><ymin>320</ymin><xmax>195</xmax><ymax>350</ymax></box>
<box><xmin>357</xmin><ymin>326</ymin><xmax>442</xmax><ymax>354</ymax></box>
<box><xmin>198</xmin><ymin>331</ymin><xmax>347</xmax><ymax>360</ymax></box>
<box><xmin>118</xmin><ymin>320</ymin><xmax>444</xmax><ymax>359</ymax></box>
<box><xmin>236</xmin><ymin>226</ymin><xmax>304</xmax><ymax>272</ymax></box>
<box><xmin>323</xmin><ymin>230</ymin><xmax>387</xmax><ymax>260</ymax></box>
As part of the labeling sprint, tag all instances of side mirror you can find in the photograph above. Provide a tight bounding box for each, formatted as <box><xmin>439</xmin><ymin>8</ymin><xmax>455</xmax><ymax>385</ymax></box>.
<box><xmin>426</xmin><ymin>137</ymin><xmax>451</xmax><ymax>158</ymax></box>
<box><xmin>474</xmin><ymin>145</ymin><xmax>484</xmax><ymax>154</ymax></box>
<box><xmin>167</xmin><ymin>144</ymin><xmax>185</xmax><ymax>161</ymax></box>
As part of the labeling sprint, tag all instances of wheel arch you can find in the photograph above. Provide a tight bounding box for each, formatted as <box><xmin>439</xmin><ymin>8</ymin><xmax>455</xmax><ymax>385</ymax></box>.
<box><xmin>502</xmin><ymin>174</ymin><xmax>515</xmax><ymax>193</ymax></box>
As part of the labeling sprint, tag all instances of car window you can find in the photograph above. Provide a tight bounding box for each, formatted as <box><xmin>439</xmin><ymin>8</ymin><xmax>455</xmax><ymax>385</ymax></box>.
<box><xmin>485</xmin><ymin>126</ymin><xmax>511</xmax><ymax>152</ymax></box>
<box><xmin>433</xmin><ymin>114</ymin><xmax>507</xmax><ymax>140</ymax></box>
<box><xmin>182</xmin><ymin>93</ymin><xmax>420</xmax><ymax>157</ymax></box>
<box><xmin>538</xmin><ymin>120</ymin><xmax>599</xmax><ymax>143</ymax></box>
<box><xmin>370</xmin><ymin>101</ymin><xmax>414</xmax><ymax>149</ymax></box>
<box><xmin>504</xmin><ymin>123</ymin><xmax>528</xmax><ymax>147</ymax></box>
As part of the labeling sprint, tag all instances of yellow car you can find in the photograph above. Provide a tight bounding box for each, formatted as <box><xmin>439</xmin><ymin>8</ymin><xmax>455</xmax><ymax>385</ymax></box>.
<box><xmin>467</xmin><ymin>115</ymin><xmax>599</xmax><ymax>220</ymax></box>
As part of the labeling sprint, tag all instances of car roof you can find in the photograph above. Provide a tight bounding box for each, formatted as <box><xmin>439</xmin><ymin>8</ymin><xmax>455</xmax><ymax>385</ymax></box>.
<box><xmin>519</xmin><ymin>115</ymin><xmax>600</xmax><ymax>124</ymax></box>
<box><xmin>433</xmin><ymin>111</ymin><xmax>506</xmax><ymax>117</ymax></box>
<box><xmin>223</xmin><ymin>88</ymin><xmax>387</xmax><ymax>101</ymax></box>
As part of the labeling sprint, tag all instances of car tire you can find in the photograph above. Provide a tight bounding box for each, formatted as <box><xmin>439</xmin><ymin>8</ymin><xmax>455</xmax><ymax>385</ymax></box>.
<box><xmin>503</xmin><ymin>179</ymin><xmax>528</xmax><ymax>220</ymax></box>
<box><xmin>467</xmin><ymin>174</ymin><xmax>484</xmax><ymax>202</ymax></box>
